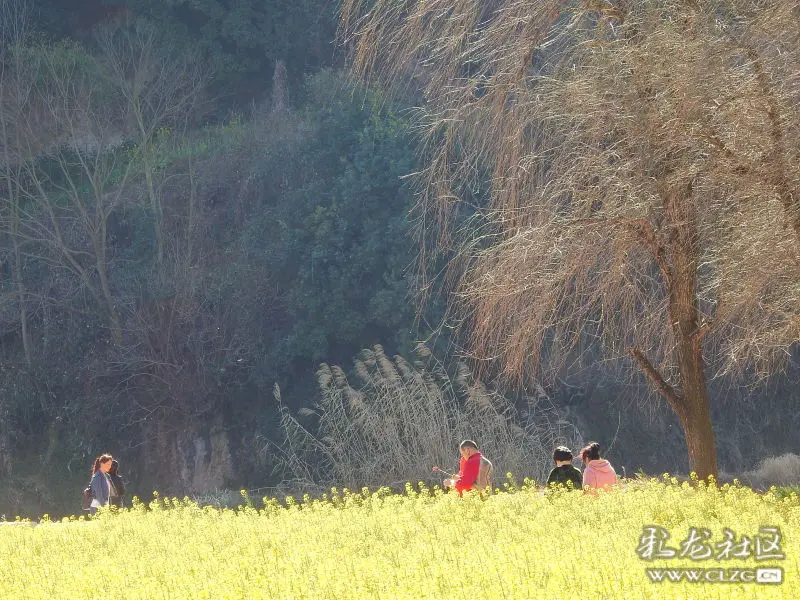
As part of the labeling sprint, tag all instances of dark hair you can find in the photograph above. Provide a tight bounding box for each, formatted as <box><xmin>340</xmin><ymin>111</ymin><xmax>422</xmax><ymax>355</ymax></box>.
<box><xmin>109</xmin><ymin>459</ymin><xmax>120</xmax><ymax>476</ymax></box>
<box><xmin>553</xmin><ymin>446</ymin><xmax>573</xmax><ymax>462</ymax></box>
<box><xmin>459</xmin><ymin>440</ymin><xmax>478</xmax><ymax>451</ymax></box>
<box><xmin>92</xmin><ymin>454</ymin><xmax>113</xmax><ymax>476</ymax></box>
<box><xmin>580</xmin><ymin>442</ymin><xmax>601</xmax><ymax>462</ymax></box>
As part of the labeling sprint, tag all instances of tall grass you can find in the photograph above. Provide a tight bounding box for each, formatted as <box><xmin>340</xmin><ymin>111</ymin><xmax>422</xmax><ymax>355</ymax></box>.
<box><xmin>271</xmin><ymin>345</ymin><xmax>576</xmax><ymax>490</ymax></box>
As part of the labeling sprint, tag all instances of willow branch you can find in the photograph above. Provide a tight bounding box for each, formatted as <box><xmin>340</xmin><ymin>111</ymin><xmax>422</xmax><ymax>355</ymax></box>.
<box><xmin>627</xmin><ymin>347</ymin><xmax>683</xmax><ymax>410</ymax></box>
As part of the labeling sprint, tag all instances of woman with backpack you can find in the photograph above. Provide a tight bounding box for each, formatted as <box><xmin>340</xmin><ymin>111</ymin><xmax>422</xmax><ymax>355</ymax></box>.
<box><xmin>88</xmin><ymin>454</ymin><xmax>115</xmax><ymax>514</ymax></box>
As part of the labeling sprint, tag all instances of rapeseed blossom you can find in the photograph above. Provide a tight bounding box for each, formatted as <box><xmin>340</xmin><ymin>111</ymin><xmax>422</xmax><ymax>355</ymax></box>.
<box><xmin>0</xmin><ymin>477</ymin><xmax>797</xmax><ymax>599</ymax></box>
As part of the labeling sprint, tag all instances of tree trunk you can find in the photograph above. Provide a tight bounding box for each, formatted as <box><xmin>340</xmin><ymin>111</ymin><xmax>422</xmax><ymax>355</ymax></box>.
<box><xmin>11</xmin><ymin>201</ymin><xmax>32</xmax><ymax>367</ymax></box>
<box><xmin>94</xmin><ymin>220</ymin><xmax>123</xmax><ymax>346</ymax></box>
<box><xmin>0</xmin><ymin>397</ymin><xmax>11</xmax><ymax>477</ymax></box>
<box><xmin>674</xmin><ymin>384</ymin><xmax>717</xmax><ymax>480</ymax></box>
<box><xmin>666</xmin><ymin>181</ymin><xmax>718</xmax><ymax>480</ymax></box>
<box><xmin>0</xmin><ymin>96</ymin><xmax>33</xmax><ymax>367</ymax></box>
<box><xmin>134</xmin><ymin>101</ymin><xmax>164</xmax><ymax>264</ymax></box>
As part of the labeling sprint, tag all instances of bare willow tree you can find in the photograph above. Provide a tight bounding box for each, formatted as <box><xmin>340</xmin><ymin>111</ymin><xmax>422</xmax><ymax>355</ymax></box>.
<box><xmin>340</xmin><ymin>0</ymin><xmax>800</xmax><ymax>478</ymax></box>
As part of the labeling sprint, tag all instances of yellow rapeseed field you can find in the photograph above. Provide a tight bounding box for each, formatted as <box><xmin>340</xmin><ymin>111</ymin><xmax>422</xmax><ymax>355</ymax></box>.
<box><xmin>0</xmin><ymin>477</ymin><xmax>797</xmax><ymax>599</ymax></box>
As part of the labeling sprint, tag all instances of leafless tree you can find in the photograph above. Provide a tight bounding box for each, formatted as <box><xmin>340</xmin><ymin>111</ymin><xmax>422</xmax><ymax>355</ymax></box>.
<box><xmin>96</xmin><ymin>21</ymin><xmax>206</xmax><ymax>264</ymax></box>
<box><xmin>340</xmin><ymin>0</ymin><xmax>800</xmax><ymax>478</ymax></box>
<box><xmin>3</xmin><ymin>41</ymin><xmax>133</xmax><ymax>344</ymax></box>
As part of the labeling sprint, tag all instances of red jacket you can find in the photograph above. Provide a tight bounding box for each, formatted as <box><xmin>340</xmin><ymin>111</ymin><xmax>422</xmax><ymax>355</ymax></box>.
<box><xmin>454</xmin><ymin>452</ymin><xmax>482</xmax><ymax>494</ymax></box>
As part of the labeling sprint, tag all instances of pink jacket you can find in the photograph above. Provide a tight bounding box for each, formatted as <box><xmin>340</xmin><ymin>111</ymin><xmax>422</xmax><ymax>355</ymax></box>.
<box><xmin>582</xmin><ymin>459</ymin><xmax>617</xmax><ymax>492</ymax></box>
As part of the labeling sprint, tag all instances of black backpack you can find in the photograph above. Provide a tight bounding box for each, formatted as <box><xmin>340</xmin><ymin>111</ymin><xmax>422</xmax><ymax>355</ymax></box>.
<box><xmin>81</xmin><ymin>484</ymin><xmax>93</xmax><ymax>511</ymax></box>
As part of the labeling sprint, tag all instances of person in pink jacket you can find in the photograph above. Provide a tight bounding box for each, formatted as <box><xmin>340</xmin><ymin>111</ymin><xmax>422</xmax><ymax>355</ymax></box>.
<box><xmin>580</xmin><ymin>441</ymin><xmax>617</xmax><ymax>493</ymax></box>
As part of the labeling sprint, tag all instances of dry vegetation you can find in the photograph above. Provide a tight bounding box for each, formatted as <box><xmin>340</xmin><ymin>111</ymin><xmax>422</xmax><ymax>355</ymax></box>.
<box><xmin>271</xmin><ymin>345</ymin><xmax>575</xmax><ymax>489</ymax></box>
<box><xmin>738</xmin><ymin>453</ymin><xmax>800</xmax><ymax>490</ymax></box>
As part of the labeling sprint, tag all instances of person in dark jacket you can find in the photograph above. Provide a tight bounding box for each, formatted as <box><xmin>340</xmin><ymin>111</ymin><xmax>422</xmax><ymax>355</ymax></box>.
<box><xmin>89</xmin><ymin>454</ymin><xmax>114</xmax><ymax>514</ymax></box>
<box><xmin>108</xmin><ymin>459</ymin><xmax>126</xmax><ymax>508</ymax></box>
<box><xmin>546</xmin><ymin>446</ymin><xmax>582</xmax><ymax>490</ymax></box>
